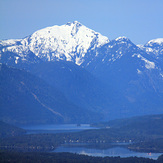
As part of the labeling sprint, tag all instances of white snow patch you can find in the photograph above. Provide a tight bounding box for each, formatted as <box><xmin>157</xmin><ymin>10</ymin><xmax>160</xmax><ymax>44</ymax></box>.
<box><xmin>160</xmin><ymin>73</ymin><xmax>163</xmax><ymax>78</ymax></box>
<box><xmin>115</xmin><ymin>36</ymin><xmax>128</xmax><ymax>41</ymax></box>
<box><xmin>15</xmin><ymin>57</ymin><xmax>19</xmax><ymax>64</ymax></box>
<box><xmin>138</xmin><ymin>54</ymin><xmax>155</xmax><ymax>69</ymax></box>
<box><xmin>133</xmin><ymin>53</ymin><xmax>155</xmax><ymax>69</ymax></box>
<box><xmin>75</xmin><ymin>56</ymin><xmax>84</xmax><ymax>65</ymax></box>
<box><xmin>132</xmin><ymin>54</ymin><xmax>137</xmax><ymax>57</ymax></box>
<box><xmin>0</xmin><ymin>39</ymin><xmax>21</xmax><ymax>46</ymax></box>
<box><xmin>137</xmin><ymin>69</ymin><xmax>142</xmax><ymax>74</ymax></box>
<box><xmin>95</xmin><ymin>52</ymin><xmax>99</xmax><ymax>57</ymax></box>
<box><xmin>146</xmin><ymin>47</ymin><xmax>153</xmax><ymax>52</ymax></box>
<box><xmin>108</xmin><ymin>45</ymin><xmax>113</xmax><ymax>48</ymax></box>
<box><xmin>86</xmin><ymin>61</ymin><xmax>92</xmax><ymax>66</ymax></box>
<box><xmin>21</xmin><ymin>58</ymin><xmax>26</xmax><ymax>61</ymax></box>
<box><xmin>137</xmin><ymin>44</ymin><xmax>144</xmax><ymax>49</ymax></box>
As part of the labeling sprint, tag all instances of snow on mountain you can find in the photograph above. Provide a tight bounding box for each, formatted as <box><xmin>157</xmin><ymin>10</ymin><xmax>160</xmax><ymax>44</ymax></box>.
<box><xmin>132</xmin><ymin>53</ymin><xmax>155</xmax><ymax>70</ymax></box>
<box><xmin>83</xmin><ymin>36</ymin><xmax>157</xmax><ymax>71</ymax></box>
<box><xmin>115</xmin><ymin>36</ymin><xmax>130</xmax><ymax>42</ymax></box>
<box><xmin>0</xmin><ymin>22</ymin><xmax>162</xmax><ymax>78</ymax></box>
<box><xmin>81</xmin><ymin>36</ymin><xmax>135</xmax><ymax>68</ymax></box>
<box><xmin>146</xmin><ymin>38</ymin><xmax>163</xmax><ymax>45</ymax></box>
<box><xmin>137</xmin><ymin>38</ymin><xmax>163</xmax><ymax>73</ymax></box>
<box><xmin>0</xmin><ymin>21</ymin><xmax>109</xmax><ymax>65</ymax></box>
<box><xmin>138</xmin><ymin>38</ymin><xmax>163</xmax><ymax>57</ymax></box>
<box><xmin>0</xmin><ymin>39</ymin><xmax>21</xmax><ymax>47</ymax></box>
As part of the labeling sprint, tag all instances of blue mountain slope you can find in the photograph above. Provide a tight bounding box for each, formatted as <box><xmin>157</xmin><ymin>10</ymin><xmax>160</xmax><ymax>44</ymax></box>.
<box><xmin>0</xmin><ymin>64</ymin><xmax>102</xmax><ymax>125</ymax></box>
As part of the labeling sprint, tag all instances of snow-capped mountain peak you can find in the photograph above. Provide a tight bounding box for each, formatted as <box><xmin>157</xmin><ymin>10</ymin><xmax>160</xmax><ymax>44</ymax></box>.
<box><xmin>1</xmin><ymin>21</ymin><xmax>109</xmax><ymax>65</ymax></box>
<box><xmin>146</xmin><ymin>38</ymin><xmax>163</xmax><ymax>46</ymax></box>
<box><xmin>115</xmin><ymin>36</ymin><xmax>129</xmax><ymax>41</ymax></box>
<box><xmin>137</xmin><ymin>38</ymin><xmax>163</xmax><ymax>58</ymax></box>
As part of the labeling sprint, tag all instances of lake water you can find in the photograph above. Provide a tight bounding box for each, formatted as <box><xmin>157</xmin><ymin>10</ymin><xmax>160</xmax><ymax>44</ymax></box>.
<box><xmin>53</xmin><ymin>144</ymin><xmax>162</xmax><ymax>160</ymax></box>
<box><xmin>20</xmin><ymin>124</ymin><xmax>98</xmax><ymax>134</ymax></box>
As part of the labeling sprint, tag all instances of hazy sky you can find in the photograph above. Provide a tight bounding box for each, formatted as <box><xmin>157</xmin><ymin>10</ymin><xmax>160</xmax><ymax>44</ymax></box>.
<box><xmin>0</xmin><ymin>0</ymin><xmax>163</xmax><ymax>44</ymax></box>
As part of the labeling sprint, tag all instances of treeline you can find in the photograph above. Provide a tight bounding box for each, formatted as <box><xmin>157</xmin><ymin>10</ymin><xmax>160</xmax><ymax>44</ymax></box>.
<box><xmin>1</xmin><ymin>151</ymin><xmax>162</xmax><ymax>163</ymax></box>
<box><xmin>0</xmin><ymin>133</ymin><xmax>65</xmax><ymax>152</ymax></box>
<box><xmin>0</xmin><ymin>128</ymin><xmax>148</xmax><ymax>152</ymax></box>
<box><xmin>128</xmin><ymin>138</ymin><xmax>163</xmax><ymax>153</ymax></box>
<box><xmin>0</xmin><ymin>121</ymin><xmax>26</xmax><ymax>138</ymax></box>
<box><xmin>1</xmin><ymin>128</ymin><xmax>163</xmax><ymax>153</ymax></box>
<box><xmin>92</xmin><ymin>114</ymin><xmax>163</xmax><ymax>136</ymax></box>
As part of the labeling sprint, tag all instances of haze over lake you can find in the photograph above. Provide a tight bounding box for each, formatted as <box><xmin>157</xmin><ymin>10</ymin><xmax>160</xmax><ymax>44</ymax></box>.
<box><xmin>20</xmin><ymin>124</ymin><xmax>98</xmax><ymax>134</ymax></box>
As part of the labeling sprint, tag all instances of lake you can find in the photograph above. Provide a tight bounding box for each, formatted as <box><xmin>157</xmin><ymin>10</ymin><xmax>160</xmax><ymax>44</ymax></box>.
<box><xmin>53</xmin><ymin>144</ymin><xmax>162</xmax><ymax>160</ymax></box>
<box><xmin>20</xmin><ymin>124</ymin><xmax>98</xmax><ymax>134</ymax></box>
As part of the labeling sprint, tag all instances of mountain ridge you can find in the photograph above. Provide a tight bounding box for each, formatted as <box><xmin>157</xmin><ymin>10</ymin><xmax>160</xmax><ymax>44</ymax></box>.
<box><xmin>0</xmin><ymin>21</ymin><xmax>163</xmax><ymax>74</ymax></box>
<box><xmin>0</xmin><ymin>21</ymin><xmax>163</xmax><ymax>123</ymax></box>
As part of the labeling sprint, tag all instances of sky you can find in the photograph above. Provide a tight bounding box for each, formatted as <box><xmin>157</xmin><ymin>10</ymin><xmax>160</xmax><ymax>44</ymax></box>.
<box><xmin>0</xmin><ymin>0</ymin><xmax>163</xmax><ymax>45</ymax></box>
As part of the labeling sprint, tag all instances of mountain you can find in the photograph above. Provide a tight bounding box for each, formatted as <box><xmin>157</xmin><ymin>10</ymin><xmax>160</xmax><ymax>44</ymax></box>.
<box><xmin>0</xmin><ymin>21</ymin><xmax>163</xmax><ymax>121</ymax></box>
<box><xmin>30</xmin><ymin>61</ymin><xmax>112</xmax><ymax>114</ymax></box>
<box><xmin>0</xmin><ymin>64</ymin><xmax>102</xmax><ymax>125</ymax></box>
<box><xmin>83</xmin><ymin>36</ymin><xmax>162</xmax><ymax>77</ymax></box>
<box><xmin>138</xmin><ymin>38</ymin><xmax>163</xmax><ymax>58</ymax></box>
<box><xmin>81</xmin><ymin>37</ymin><xmax>163</xmax><ymax>119</ymax></box>
<box><xmin>0</xmin><ymin>21</ymin><xmax>109</xmax><ymax>67</ymax></box>
<box><xmin>138</xmin><ymin>38</ymin><xmax>163</xmax><ymax>70</ymax></box>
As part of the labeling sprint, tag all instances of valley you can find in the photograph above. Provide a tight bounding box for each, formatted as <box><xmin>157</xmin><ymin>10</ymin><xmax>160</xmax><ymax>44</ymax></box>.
<box><xmin>0</xmin><ymin>114</ymin><xmax>163</xmax><ymax>162</ymax></box>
